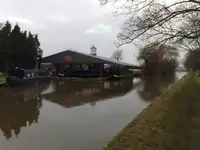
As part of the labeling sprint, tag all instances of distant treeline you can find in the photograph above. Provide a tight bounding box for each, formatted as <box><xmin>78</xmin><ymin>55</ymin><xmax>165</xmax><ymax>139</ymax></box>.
<box><xmin>0</xmin><ymin>21</ymin><xmax>43</xmax><ymax>72</ymax></box>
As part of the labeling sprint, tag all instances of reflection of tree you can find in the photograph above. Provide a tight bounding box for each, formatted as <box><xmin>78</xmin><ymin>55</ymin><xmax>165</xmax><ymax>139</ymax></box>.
<box><xmin>137</xmin><ymin>73</ymin><xmax>176</xmax><ymax>101</ymax></box>
<box><xmin>0</xmin><ymin>90</ymin><xmax>42</xmax><ymax>140</ymax></box>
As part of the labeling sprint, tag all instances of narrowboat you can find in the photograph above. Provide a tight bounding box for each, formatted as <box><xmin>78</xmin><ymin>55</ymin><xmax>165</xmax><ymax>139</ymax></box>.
<box><xmin>6</xmin><ymin>68</ymin><xmax>50</xmax><ymax>87</ymax></box>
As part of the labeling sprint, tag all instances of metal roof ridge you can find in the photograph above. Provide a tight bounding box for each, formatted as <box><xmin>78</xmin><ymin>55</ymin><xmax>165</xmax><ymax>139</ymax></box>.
<box><xmin>43</xmin><ymin>49</ymin><xmax>71</xmax><ymax>58</ymax></box>
<box><xmin>69</xmin><ymin>50</ymin><xmax>134</xmax><ymax>66</ymax></box>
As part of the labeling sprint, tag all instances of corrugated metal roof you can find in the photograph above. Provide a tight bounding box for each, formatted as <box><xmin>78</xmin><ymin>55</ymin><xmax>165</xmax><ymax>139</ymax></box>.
<box><xmin>76</xmin><ymin>50</ymin><xmax>135</xmax><ymax>67</ymax></box>
<box><xmin>42</xmin><ymin>50</ymin><xmax>139</xmax><ymax>68</ymax></box>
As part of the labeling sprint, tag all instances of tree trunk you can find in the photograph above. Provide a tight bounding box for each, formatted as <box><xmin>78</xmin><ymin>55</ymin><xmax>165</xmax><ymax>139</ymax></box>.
<box><xmin>5</xmin><ymin>60</ymin><xmax>9</xmax><ymax>74</ymax></box>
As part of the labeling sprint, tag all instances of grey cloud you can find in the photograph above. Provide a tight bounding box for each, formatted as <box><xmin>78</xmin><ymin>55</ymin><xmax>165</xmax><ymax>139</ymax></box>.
<box><xmin>0</xmin><ymin>0</ymin><xmax>138</xmax><ymax>64</ymax></box>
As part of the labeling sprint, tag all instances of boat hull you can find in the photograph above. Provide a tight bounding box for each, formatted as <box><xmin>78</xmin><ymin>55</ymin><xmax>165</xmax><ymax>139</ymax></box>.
<box><xmin>6</xmin><ymin>76</ymin><xmax>50</xmax><ymax>87</ymax></box>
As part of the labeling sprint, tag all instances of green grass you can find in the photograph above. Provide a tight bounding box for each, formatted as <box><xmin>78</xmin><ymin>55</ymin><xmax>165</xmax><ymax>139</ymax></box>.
<box><xmin>104</xmin><ymin>72</ymin><xmax>200</xmax><ymax>150</ymax></box>
<box><xmin>0</xmin><ymin>75</ymin><xmax>7</xmax><ymax>84</ymax></box>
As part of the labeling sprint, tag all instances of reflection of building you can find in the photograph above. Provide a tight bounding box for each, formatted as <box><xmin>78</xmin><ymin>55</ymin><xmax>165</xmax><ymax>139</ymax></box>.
<box><xmin>42</xmin><ymin>48</ymin><xmax>140</xmax><ymax>77</ymax></box>
<box><xmin>89</xmin><ymin>102</ymin><xmax>96</xmax><ymax>108</ymax></box>
<box><xmin>0</xmin><ymin>89</ymin><xmax>42</xmax><ymax>139</ymax></box>
<box><xmin>42</xmin><ymin>80</ymin><xmax>134</xmax><ymax>108</ymax></box>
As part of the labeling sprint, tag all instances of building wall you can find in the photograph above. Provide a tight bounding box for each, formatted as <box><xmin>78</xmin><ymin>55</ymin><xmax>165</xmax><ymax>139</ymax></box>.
<box><xmin>53</xmin><ymin>63</ymin><xmax>108</xmax><ymax>77</ymax></box>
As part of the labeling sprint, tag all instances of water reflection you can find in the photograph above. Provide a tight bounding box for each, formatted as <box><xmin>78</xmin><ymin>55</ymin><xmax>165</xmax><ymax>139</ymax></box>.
<box><xmin>0</xmin><ymin>73</ymin><xmax>186</xmax><ymax>150</ymax></box>
<box><xmin>42</xmin><ymin>79</ymin><xmax>134</xmax><ymax>108</ymax></box>
<box><xmin>0</xmin><ymin>86</ymin><xmax>43</xmax><ymax>140</ymax></box>
<box><xmin>137</xmin><ymin>72</ymin><xmax>184</xmax><ymax>101</ymax></box>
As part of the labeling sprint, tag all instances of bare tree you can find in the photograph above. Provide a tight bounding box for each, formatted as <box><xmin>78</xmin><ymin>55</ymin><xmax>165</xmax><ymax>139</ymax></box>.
<box><xmin>138</xmin><ymin>43</ymin><xmax>179</xmax><ymax>75</ymax></box>
<box><xmin>99</xmin><ymin>0</ymin><xmax>200</xmax><ymax>48</ymax></box>
<box><xmin>184</xmin><ymin>48</ymin><xmax>200</xmax><ymax>71</ymax></box>
<box><xmin>0</xmin><ymin>23</ymin><xmax>3</xmax><ymax>29</ymax></box>
<box><xmin>111</xmin><ymin>49</ymin><xmax>123</xmax><ymax>61</ymax></box>
<box><xmin>138</xmin><ymin>43</ymin><xmax>179</xmax><ymax>64</ymax></box>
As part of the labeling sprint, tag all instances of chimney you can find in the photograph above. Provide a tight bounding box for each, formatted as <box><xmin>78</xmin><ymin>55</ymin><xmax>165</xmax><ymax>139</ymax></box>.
<box><xmin>90</xmin><ymin>45</ymin><xmax>97</xmax><ymax>56</ymax></box>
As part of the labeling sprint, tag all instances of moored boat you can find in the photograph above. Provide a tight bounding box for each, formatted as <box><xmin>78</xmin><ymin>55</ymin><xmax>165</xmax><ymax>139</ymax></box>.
<box><xmin>6</xmin><ymin>68</ymin><xmax>50</xmax><ymax>87</ymax></box>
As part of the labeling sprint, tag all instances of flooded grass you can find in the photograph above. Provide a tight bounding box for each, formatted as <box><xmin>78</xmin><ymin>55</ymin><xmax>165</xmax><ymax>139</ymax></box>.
<box><xmin>104</xmin><ymin>72</ymin><xmax>200</xmax><ymax>150</ymax></box>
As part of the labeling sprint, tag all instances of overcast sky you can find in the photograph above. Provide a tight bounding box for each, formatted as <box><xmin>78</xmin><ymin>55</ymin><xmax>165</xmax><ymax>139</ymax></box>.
<box><xmin>0</xmin><ymin>0</ymin><xmax>140</xmax><ymax>64</ymax></box>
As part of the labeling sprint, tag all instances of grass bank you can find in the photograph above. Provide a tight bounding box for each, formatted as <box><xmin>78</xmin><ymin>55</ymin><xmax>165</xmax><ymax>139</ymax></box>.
<box><xmin>104</xmin><ymin>72</ymin><xmax>200</xmax><ymax>150</ymax></box>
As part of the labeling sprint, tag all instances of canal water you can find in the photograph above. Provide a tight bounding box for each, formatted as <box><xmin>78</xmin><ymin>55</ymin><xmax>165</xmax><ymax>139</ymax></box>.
<box><xmin>0</xmin><ymin>72</ymin><xmax>185</xmax><ymax>150</ymax></box>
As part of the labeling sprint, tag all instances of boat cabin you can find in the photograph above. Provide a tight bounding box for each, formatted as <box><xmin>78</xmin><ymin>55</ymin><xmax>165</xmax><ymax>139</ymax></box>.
<box><xmin>8</xmin><ymin>68</ymin><xmax>49</xmax><ymax>79</ymax></box>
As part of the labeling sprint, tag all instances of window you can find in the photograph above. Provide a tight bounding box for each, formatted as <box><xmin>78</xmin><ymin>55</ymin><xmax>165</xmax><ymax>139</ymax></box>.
<box><xmin>64</xmin><ymin>64</ymin><xmax>70</xmax><ymax>69</ymax></box>
<box><xmin>104</xmin><ymin>64</ymin><xmax>110</xmax><ymax>69</ymax></box>
<box><xmin>76</xmin><ymin>65</ymin><xmax>81</xmax><ymax>71</ymax></box>
<box><xmin>82</xmin><ymin>64</ymin><xmax>89</xmax><ymax>70</ymax></box>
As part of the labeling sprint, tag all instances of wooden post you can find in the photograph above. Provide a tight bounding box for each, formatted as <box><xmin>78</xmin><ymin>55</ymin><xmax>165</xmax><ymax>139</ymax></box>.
<box><xmin>55</xmin><ymin>63</ymin><xmax>59</xmax><ymax>76</ymax></box>
<box><xmin>69</xmin><ymin>64</ymin><xmax>72</xmax><ymax>77</ymax></box>
<box><xmin>100</xmin><ymin>63</ymin><xmax>104</xmax><ymax>77</ymax></box>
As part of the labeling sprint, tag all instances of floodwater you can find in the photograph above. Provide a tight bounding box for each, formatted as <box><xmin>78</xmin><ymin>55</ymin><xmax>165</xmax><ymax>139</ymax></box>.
<box><xmin>0</xmin><ymin>72</ymin><xmax>185</xmax><ymax>150</ymax></box>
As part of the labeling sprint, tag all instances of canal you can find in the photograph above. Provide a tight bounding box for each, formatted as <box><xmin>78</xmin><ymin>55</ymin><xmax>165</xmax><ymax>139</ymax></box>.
<box><xmin>0</xmin><ymin>72</ymin><xmax>185</xmax><ymax>150</ymax></box>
